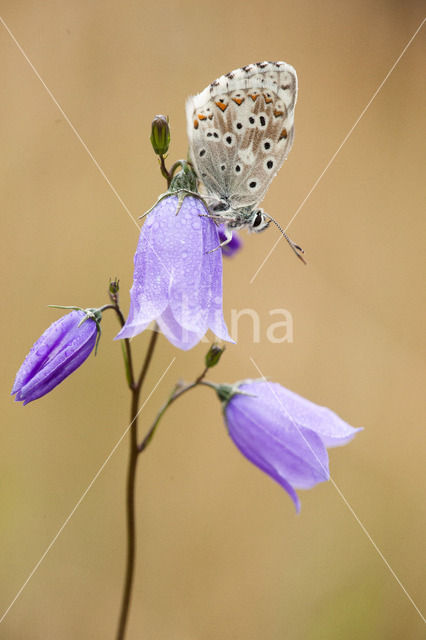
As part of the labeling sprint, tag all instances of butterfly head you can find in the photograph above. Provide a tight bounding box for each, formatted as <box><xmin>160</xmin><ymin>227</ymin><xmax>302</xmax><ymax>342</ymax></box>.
<box><xmin>249</xmin><ymin>208</ymin><xmax>270</xmax><ymax>233</ymax></box>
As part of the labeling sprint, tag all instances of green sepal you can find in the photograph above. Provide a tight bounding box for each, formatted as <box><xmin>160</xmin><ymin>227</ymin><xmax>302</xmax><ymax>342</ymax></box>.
<box><xmin>213</xmin><ymin>382</ymin><xmax>257</xmax><ymax>409</ymax></box>
<box><xmin>138</xmin><ymin>161</ymin><xmax>207</xmax><ymax>222</ymax></box>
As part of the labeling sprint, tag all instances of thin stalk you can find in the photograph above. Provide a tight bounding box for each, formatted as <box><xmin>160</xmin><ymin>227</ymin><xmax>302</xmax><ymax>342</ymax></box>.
<box><xmin>139</xmin><ymin>366</ymin><xmax>210</xmax><ymax>453</ymax></box>
<box><xmin>116</xmin><ymin>386</ymin><xmax>140</xmax><ymax>640</ymax></box>
<box><xmin>159</xmin><ymin>155</ymin><xmax>171</xmax><ymax>187</ymax></box>
<box><xmin>116</xmin><ymin>327</ymin><xmax>159</xmax><ymax>640</ymax></box>
<box><xmin>136</xmin><ymin>329</ymin><xmax>159</xmax><ymax>389</ymax></box>
<box><xmin>104</xmin><ymin>299</ymin><xmax>136</xmax><ymax>389</ymax></box>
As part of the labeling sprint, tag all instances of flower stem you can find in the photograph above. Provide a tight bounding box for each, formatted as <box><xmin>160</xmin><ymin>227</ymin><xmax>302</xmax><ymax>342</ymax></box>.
<box><xmin>158</xmin><ymin>158</ymin><xmax>195</xmax><ymax>188</ymax></box>
<box><xmin>116</xmin><ymin>387</ymin><xmax>140</xmax><ymax>640</ymax></box>
<box><xmin>103</xmin><ymin>300</ymin><xmax>136</xmax><ymax>389</ymax></box>
<box><xmin>116</xmin><ymin>327</ymin><xmax>159</xmax><ymax>640</ymax></box>
<box><xmin>159</xmin><ymin>155</ymin><xmax>171</xmax><ymax>187</ymax></box>
<box><xmin>138</xmin><ymin>366</ymin><xmax>209</xmax><ymax>453</ymax></box>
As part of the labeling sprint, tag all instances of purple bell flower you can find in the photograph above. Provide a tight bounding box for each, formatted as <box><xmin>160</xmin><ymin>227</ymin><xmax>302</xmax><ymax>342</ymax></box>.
<box><xmin>116</xmin><ymin>194</ymin><xmax>233</xmax><ymax>350</ymax></box>
<box><xmin>12</xmin><ymin>309</ymin><xmax>99</xmax><ymax>405</ymax></box>
<box><xmin>220</xmin><ymin>380</ymin><xmax>362</xmax><ymax>512</ymax></box>
<box><xmin>218</xmin><ymin>224</ymin><xmax>242</xmax><ymax>258</ymax></box>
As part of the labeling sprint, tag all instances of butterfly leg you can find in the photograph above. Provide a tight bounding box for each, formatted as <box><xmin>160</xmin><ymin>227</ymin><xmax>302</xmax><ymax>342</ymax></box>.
<box><xmin>206</xmin><ymin>225</ymin><xmax>234</xmax><ymax>254</ymax></box>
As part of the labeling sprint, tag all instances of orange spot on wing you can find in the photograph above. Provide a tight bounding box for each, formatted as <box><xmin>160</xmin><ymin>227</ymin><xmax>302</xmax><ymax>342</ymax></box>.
<box><xmin>249</xmin><ymin>93</ymin><xmax>259</xmax><ymax>101</ymax></box>
<box><xmin>232</xmin><ymin>97</ymin><xmax>244</xmax><ymax>105</ymax></box>
<box><xmin>198</xmin><ymin>114</ymin><xmax>207</xmax><ymax>120</ymax></box>
<box><xmin>215</xmin><ymin>100</ymin><xmax>228</xmax><ymax>112</ymax></box>
<box><xmin>274</xmin><ymin>109</ymin><xmax>284</xmax><ymax>117</ymax></box>
<box><xmin>193</xmin><ymin>119</ymin><xmax>199</xmax><ymax>129</ymax></box>
<box><xmin>279</xmin><ymin>128</ymin><xmax>288</xmax><ymax>140</ymax></box>
<box><xmin>263</xmin><ymin>94</ymin><xmax>273</xmax><ymax>104</ymax></box>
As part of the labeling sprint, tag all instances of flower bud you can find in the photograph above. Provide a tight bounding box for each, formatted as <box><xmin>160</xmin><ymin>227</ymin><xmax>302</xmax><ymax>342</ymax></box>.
<box><xmin>109</xmin><ymin>278</ymin><xmax>120</xmax><ymax>295</ymax></box>
<box><xmin>12</xmin><ymin>309</ymin><xmax>101</xmax><ymax>405</ymax></box>
<box><xmin>205</xmin><ymin>343</ymin><xmax>225</xmax><ymax>369</ymax></box>
<box><xmin>150</xmin><ymin>115</ymin><xmax>170</xmax><ymax>156</ymax></box>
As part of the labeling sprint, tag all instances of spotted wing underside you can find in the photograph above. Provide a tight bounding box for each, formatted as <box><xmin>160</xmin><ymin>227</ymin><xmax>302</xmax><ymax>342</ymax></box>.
<box><xmin>186</xmin><ymin>61</ymin><xmax>297</xmax><ymax>210</ymax></box>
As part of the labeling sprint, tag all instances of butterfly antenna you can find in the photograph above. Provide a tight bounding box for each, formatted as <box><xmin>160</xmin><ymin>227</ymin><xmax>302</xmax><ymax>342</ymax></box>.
<box><xmin>265</xmin><ymin>215</ymin><xmax>307</xmax><ymax>265</ymax></box>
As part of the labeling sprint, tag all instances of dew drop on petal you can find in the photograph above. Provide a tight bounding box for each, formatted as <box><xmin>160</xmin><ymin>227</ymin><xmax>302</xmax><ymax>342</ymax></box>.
<box><xmin>36</xmin><ymin>344</ymin><xmax>49</xmax><ymax>358</ymax></box>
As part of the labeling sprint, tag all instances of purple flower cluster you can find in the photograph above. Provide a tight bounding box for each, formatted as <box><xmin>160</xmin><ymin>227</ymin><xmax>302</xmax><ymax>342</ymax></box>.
<box><xmin>11</xmin><ymin>176</ymin><xmax>362</xmax><ymax>513</ymax></box>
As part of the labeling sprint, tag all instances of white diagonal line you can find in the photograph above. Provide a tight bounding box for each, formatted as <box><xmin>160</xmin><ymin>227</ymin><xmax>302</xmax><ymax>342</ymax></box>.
<box><xmin>250</xmin><ymin>17</ymin><xmax>426</xmax><ymax>284</ymax></box>
<box><xmin>0</xmin><ymin>356</ymin><xmax>176</xmax><ymax>625</ymax></box>
<box><xmin>0</xmin><ymin>16</ymin><xmax>141</xmax><ymax>232</ymax></box>
<box><xmin>1</xmin><ymin>16</ymin><xmax>174</xmax><ymax>284</ymax></box>
<box><xmin>249</xmin><ymin>356</ymin><xmax>425</xmax><ymax>623</ymax></box>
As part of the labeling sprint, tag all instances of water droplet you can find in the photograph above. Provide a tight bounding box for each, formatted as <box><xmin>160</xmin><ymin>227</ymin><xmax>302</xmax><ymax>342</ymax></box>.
<box><xmin>36</xmin><ymin>344</ymin><xmax>49</xmax><ymax>358</ymax></box>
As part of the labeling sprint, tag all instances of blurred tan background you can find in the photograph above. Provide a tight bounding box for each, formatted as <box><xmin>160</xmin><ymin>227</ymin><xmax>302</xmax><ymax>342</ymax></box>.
<box><xmin>1</xmin><ymin>1</ymin><xmax>425</xmax><ymax>638</ymax></box>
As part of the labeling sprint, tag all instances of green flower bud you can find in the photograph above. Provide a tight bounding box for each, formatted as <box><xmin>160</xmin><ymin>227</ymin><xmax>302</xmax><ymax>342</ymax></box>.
<box><xmin>205</xmin><ymin>343</ymin><xmax>225</xmax><ymax>369</ymax></box>
<box><xmin>109</xmin><ymin>278</ymin><xmax>120</xmax><ymax>295</ymax></box>
<box><xmin>150</xmin><ymin>115</ymin><xmax>170</xmax><ymax>156</ymax></box>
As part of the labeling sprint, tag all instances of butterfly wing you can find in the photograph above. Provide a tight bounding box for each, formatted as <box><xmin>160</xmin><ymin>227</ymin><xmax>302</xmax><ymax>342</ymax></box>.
<box><xmin>186</xmin><ymin>61</ymin><xmax>297</xmax><ymax>210</ymax></box>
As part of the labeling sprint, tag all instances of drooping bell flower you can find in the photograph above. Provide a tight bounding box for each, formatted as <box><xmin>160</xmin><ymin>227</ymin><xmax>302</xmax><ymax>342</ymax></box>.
<box><xmin>12</xmin><ymin>308</ymin><xmax>101</xmax><ymax>405</ymax></box>
<box><xmin>218</xmin><ymin>224</ymin><xmax>242</xmax><ymax>258</ymax></box>
<box><xmin>116</xmin><ymin>192</ymin><xmax>233</xmax><ymax>350</ymax></box>
<box><xmin>216</xmin><ymin>379</ymin><xmax>362</xmax><ymax>512</ymax></box>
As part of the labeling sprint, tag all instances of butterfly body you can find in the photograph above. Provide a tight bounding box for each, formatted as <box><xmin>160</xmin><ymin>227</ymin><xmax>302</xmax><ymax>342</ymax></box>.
<box><xmin>186</xmin><ymin>61</ymin><xmax>298</xmax><ymax>234</ymax></box>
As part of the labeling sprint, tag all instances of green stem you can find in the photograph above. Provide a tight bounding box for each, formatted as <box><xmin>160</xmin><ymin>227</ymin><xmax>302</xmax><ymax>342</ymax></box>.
<box><xmin>136</xmin><ymin>329</ymin><xmax>159</xmax><ymax>389</ymax></box>
<box><xmin>138</xmin><ymin>366</ymin><xmax>209</xmax><ymax>453</ymax></box>
<box><xmin>106</xmin><ymin>302</ymin><xmax>135</xmax><ymax>389</ymax></box>
<box><xmin>159</xmin><ymin>155</ymin><xmax>171</xmax><ymax>186</ymax></box>
<box><xmin>116</xmin><ymin>387</ymin><xmax>140</xmax><ymax>640</ymax></box>
<box><xmin>159</xmin><ymin>158</ymin><xmax>195</xmax><ymax>189</ymax></box>
<box><xmin>116</xmin><ymin>327</ymin><xmax>159</xmax><ymax>640</ymax></box>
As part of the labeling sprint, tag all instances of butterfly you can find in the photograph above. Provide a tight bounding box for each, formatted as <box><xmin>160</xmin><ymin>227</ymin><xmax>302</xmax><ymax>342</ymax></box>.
<box><xmin>186</xmin><ymin>61</ymin><xmax>305</xmax><ymax>262</ymax></box>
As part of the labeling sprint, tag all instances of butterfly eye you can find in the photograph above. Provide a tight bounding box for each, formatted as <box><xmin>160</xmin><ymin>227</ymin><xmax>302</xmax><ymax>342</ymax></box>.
<box><xmin>252</xmin><ymin>211</ymin><xmax>263</xmax><ymax>228</ymax></box>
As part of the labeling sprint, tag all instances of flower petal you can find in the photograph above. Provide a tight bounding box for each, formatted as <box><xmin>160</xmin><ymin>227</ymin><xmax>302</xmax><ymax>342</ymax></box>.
<box><xmin>116</xmin><ymin>196</ymin><xmax>186</xmax><ymax>339</ymax></box>
<box><xmin>227</xmin><ymin>419</ymin><xmax>302</xmax><ymax>511</ymax></box>
<box><xmin>261</xmin><ymin>385</ymin><xmax>363</xmax><ymax>447</ymax></box>
<box><xmin>116</xmin><ymin>193</ymin><xmax>232</xmax><ymax>348</ymax></box>
<box><xmin>12</xmin><ymin>311</ymin><xmax>82</xmax><ymax>395</ymax></box>
<box><xmin>157</xmin><ymin>304</ymin><xmax>205</xmax><ymax>351</ymax></box>
<box><xmin>222</xmin><ymin>379</ymin><xmax>362</xmax><ymax>511</ymax></box>
<box><xmin>168</xmin><ymin>197</ymin><xmax>209</xmax><ymax>335</ymax></box>
<box><xmin>226</xmin><ymin>384</ymin><xmax>329</xmax><ymax>491</ymax></box>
